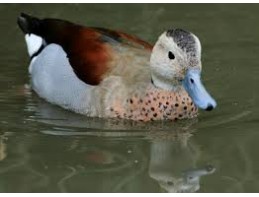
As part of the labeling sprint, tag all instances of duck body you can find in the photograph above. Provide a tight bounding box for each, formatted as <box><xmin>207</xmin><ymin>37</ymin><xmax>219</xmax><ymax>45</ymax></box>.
<box><xmin>18</xmin><ymin>13</ymin><xmax>215</xmax><ymax>121</ymax></box>
<box><xmin>29</xmin><ymin>40</ymin><xmax>196</xmax><ymax>121</ymax></box>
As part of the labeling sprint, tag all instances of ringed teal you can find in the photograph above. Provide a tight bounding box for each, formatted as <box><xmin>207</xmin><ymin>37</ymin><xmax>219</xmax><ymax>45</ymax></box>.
<box><xmin>17</xmin><ymin>13</ymin><xmax>216</xmax><ymax>122</ymax></box>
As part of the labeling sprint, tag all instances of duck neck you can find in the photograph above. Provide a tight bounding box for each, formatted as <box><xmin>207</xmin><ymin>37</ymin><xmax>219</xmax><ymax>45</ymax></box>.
<box><xmin>151</xmin><ymin>73</ymin><xmax>182</xmax><ymax>92</ymax></box>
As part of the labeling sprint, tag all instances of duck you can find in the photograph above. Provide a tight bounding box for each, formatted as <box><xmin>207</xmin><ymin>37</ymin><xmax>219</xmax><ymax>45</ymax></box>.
<box><xmin>17</xmin><ymin>13</ymin><xmax>216</xmax><ymax>122</ymax></box>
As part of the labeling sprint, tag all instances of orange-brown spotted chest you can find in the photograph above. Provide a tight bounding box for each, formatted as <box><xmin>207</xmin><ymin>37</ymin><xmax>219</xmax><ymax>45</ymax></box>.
<box><xmin>108</xmin><ymin>87</ymin><xmax>198</xmax><ymax>121</ymax></box>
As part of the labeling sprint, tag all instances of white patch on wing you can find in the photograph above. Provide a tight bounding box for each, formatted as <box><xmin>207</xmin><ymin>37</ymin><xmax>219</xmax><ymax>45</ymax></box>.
<box><xmin>25</xmin><ymin>34</ymin><xmax>43</xmax><ymax>57</ymax></box>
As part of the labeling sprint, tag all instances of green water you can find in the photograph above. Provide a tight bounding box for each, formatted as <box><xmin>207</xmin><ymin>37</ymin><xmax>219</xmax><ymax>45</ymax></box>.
<box><xmin>0</xmin><ymin>4</ymin><xmax>259</xmax><ymax>192</ymax></box>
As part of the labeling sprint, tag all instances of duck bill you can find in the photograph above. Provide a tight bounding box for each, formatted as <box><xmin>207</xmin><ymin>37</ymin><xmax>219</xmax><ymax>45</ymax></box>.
<box><xmin>184</xmin><ymin>165</ymin><xmax>216</xmax><ymax>180</ymax></box>
<box><xmin>183</xmin><ymin>69</ymin><xmax>217</xmax><ymax>111</ymax></box>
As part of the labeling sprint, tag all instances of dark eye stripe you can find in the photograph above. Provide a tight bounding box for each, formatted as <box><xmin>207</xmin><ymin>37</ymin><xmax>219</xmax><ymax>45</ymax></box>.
<box><xmin>168</xmin><ymin>51</ymin><xmax>175</xmax><ymax>60</ymax></box>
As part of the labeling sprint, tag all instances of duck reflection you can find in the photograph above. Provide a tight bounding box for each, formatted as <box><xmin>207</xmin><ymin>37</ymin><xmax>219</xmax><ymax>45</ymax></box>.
<box><xmin>0</xmin><ymin>129</ymin><xmax>216</xmax><ymax>192</ymax></box>
<box><xmin>149</xmin><ymin>139</ymin><xmax>215</xmax><ymax>192</ymax></box>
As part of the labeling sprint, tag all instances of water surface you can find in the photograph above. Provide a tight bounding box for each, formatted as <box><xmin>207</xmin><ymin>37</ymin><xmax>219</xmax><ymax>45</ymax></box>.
<box><xmin>0</xmin><ymin>4</ymin><xmax>259</xmax><ymax>192</ymax></box>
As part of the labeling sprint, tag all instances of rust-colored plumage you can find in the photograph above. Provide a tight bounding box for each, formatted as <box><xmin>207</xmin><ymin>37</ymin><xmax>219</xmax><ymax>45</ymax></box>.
<box><xmin>18</xmin><ymin>13</ymin><xmax>153</xmax><ymax>85</ymax></box>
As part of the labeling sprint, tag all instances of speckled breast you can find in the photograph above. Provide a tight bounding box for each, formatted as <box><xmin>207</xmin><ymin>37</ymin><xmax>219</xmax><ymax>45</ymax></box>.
<box><xmin>108</xmin><ymin>86</ymin><xmax>198</xmax><ymax>122</ymax></box>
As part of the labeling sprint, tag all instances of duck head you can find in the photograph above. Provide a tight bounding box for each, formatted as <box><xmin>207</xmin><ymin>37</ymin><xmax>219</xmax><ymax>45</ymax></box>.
<box><xmin>150</xmin><ymin>29</ymin><xmax>216</xmax><ymax>111</ymax></box>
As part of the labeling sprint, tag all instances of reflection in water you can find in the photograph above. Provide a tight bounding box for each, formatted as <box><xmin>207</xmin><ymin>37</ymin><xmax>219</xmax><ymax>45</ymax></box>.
<box><xmin>0</xmin><ymin>135</ymin><xmax>7</xmax><ymax>161</ymax></box>
<box><xmin>149</xmin><ymin>140</ymin><xmax>215</xmax><ymax>192</ymax></box>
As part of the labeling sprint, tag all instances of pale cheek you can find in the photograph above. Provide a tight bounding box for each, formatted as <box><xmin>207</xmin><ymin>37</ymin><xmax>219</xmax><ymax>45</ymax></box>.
<box><xmin>169</xmin><ymin>62</ymin><xmax>180</xmax><ymax>72</ymax></box>
<box><xmin>160</xmin><ymin>65</ymin><xmax>177</xmax><ymax>79</ymax></box>
<box><xmin>170</xmin><ymin>64</ymin><xmax>186</xmax><ymax>79</ymax></box>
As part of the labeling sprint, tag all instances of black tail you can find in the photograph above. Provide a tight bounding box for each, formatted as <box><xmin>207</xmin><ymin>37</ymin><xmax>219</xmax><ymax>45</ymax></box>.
<box><xmin>17</xmin><ymin>13</ymin><xmax>42</xmax><ymax>35</ymax></box>
<box><xmin>17</xmin><ymin>13</ymin><xmax>79</xmax><ymax>46</ymax></box>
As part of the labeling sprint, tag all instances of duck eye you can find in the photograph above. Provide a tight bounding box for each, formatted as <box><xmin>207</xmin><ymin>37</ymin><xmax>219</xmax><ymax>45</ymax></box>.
<box><xmin>168</xmin><ymin>51</ymin><xmax>175</xmax><ymax>60</ymax></box>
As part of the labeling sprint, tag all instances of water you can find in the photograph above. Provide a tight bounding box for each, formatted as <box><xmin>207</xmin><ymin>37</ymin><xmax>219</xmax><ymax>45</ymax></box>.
<box><xmin>0</xmin><ymin>4</ymin><xmax>259</xmax><ymax>192</ymax></box>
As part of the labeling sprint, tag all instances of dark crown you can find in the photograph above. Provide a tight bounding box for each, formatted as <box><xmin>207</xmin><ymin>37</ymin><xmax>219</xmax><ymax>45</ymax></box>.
<box><xmin>166</xmin><ymin>28</ymin><xmax>197</xmax><ymax>56</ymax></box>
